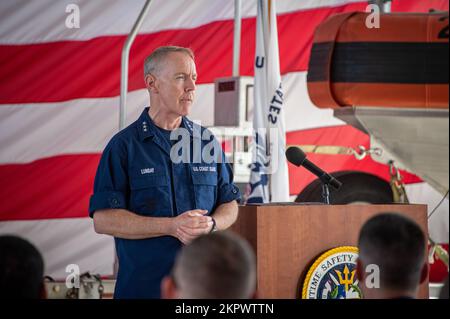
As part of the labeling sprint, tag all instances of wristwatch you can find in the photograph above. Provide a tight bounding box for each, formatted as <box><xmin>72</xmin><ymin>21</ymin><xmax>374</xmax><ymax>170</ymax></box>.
<box><xmin>210</xmin><ymin>217</ymin><xmax>218</xmax><ymax>233</ymax></box>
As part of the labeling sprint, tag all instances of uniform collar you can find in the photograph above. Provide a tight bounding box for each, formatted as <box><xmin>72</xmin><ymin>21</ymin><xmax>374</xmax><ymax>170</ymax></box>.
<box><xmin>137</xmin><ymin>107</ymin><xmax>154</xmax><ymax>141</ymax></box>
<box><xmin>138</xmin><ymin>107</ymin><xmax>200</xmax><ymax>141</ymax></box>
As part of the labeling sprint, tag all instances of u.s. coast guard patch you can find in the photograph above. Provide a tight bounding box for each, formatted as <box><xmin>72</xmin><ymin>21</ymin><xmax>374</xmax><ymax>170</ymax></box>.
<box><xmin>302</xmin><ymin>246</ymin><xmax>362</xmax><ymax>299</ymax></box>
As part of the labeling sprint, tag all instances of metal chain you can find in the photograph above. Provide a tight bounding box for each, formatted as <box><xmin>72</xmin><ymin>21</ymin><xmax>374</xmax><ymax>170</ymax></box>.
<box><xmin>429</xmin><ymin>241</ymin><xmax>449</xmax><ymax>270</ymax></box>
<box><xmin>428</xmin><ymin>194</ymin><xmax>450</xmax><ymax>269</ymax></box>
<box><xmin>350</xmin><ymin>145</ymin><xmax>383</xmax><ymax>160</ymax></box>
<box><xmin>288</xmin><ymin>145</ymin><xmax>383</xmax><ymax>161</ymax></box>
<box><xmin>388</xmin><ymin>160</ymin><xmax>409</xmax><ymax>204</ymax></box>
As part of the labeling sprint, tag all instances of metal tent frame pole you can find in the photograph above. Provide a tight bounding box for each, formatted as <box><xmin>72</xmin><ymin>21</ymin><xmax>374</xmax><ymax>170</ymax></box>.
<box><xmin>119</xmin><ymin>0</ymin><xmax>153</xmax><ymax>131</ymax></box>
<box><xmin>233</xmin><ymin>0</ymin><xmax>242</xmax><ymax>76</ymax></box>
<box><xmin>114</xmin><ymin>0</ymin><xmax>152</xmax><ymax>277</ymax></box>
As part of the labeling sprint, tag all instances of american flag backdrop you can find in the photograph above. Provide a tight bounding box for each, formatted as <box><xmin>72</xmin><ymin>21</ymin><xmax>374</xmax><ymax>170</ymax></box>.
<box><xmin>0</xmin><ymin>0</ymin><xmax>448</xmax><ymax>281</ymax></box>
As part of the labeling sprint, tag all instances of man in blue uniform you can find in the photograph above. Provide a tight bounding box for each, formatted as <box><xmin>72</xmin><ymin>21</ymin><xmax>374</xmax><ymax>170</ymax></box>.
<box><xmin>89</xmin><ymin>46</ymin><xmax>241</xmax><ymax>299</ymax></box>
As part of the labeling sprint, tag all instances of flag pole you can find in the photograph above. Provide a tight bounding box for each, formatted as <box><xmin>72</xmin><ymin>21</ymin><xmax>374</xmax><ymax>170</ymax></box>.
<box><xmin>233</xmin><ymin>0</ymin><xmax>242</xmax><ymax>77</ymax></box>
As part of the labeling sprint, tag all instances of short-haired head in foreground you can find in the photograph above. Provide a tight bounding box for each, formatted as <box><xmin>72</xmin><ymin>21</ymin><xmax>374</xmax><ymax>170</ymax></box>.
<box><xmin>0</xmin><ymin>235</ymin><xmax>45</xmax><ymax>299</ymax></box>
<box><xmin>357</xmin><ymin>213</ymin><xmax>427</xmax><ymax>299</ymax></box>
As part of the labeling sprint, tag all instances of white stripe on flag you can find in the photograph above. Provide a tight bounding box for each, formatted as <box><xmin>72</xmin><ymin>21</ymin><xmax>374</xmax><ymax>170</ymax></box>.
<box><xmin>0</xmin><ymin>0</ymin><xmax>366</xmax><ymax>44</ymax></box>
<box><xmin>0</xmin><ymin>84</ymin><xmax>214</xmax><ymax>164</ymax></box>
<box><xmin>0</xmin><ymin>218</ymin><xmax>115</xmax><ymax>278</ymax></box>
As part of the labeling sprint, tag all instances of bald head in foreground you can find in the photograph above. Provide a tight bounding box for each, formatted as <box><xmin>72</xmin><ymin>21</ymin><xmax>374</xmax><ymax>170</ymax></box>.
<box><xmin>162</xmin><ymin>231</ymin><xmax>256</xmax><ymax>299</ymax></box>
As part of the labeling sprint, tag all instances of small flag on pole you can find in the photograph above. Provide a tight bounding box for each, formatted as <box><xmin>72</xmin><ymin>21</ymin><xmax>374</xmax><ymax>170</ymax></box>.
<box><xmin>247</xmin><ymin>0</ymin><xmax>289</xmax><ymax>203</ymax></box>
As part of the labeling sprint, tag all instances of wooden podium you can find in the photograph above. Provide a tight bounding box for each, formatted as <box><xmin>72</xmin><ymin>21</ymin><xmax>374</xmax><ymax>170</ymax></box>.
<box><xmin>230</xmin><ymin>204</ymin><xmax>429</xmax><ymax>299</ymax></box>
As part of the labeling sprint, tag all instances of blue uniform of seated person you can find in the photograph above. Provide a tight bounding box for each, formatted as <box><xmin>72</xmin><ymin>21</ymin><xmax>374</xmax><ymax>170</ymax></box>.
<box><xmin>89</xmin><ymin>46</ymin><xmax>241</xmax><ymax>299</ymax></box>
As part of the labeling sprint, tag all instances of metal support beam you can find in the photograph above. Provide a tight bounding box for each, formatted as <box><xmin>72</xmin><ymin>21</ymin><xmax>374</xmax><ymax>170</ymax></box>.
<box><xmin>119</xmin><ymin>0</ymin><xmax>153</xmax><ymax>130</ymax></box>
<box><xmin>383</xmin><ymin>0</ymin><xmax>392</xmax><ymax>13</ymax></box>
<box><xmin>233</xmin><ymin>0</ymin><xmax>242</xmax><ymax>76</ymax></box>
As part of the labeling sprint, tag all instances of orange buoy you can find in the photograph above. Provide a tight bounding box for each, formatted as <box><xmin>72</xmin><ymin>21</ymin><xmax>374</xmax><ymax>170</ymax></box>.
<box><xmin>307</xmin><ymin>12</ymin><xmax>449</xmax><ymax>109</ymax></box>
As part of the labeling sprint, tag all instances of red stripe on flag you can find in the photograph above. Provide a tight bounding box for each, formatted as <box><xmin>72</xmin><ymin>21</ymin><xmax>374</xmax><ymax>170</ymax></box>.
<box><xmin>0</xmin><ymin>154</ymin><xmax>100</xmax><ymax>221</ymax></box>
<box><xmin>0</xmin><ymin>3</ymin><xmax>368</xmax><ymax>104</ymax></box>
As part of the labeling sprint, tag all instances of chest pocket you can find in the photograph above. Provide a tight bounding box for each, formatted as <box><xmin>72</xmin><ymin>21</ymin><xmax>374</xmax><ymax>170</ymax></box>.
<box><xmin>129</xmin><ymin>174</ymin><xmax>171</xmax><ymax>217</ymax></box>
<box><xmin>191</xmin><ymin>171</ymin><xmax>218</xmax><ymax>214</ymax></box>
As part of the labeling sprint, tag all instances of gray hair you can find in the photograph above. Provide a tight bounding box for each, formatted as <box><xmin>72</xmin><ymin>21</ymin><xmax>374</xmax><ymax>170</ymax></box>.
<box><xmin>173</xmin><ymin>231</ymin><xmax>256</xmax><ymax>299</ymax></box>
<box><xmin>143</xmin><ymin>46</ymin><xmax>195</xmax><ymax>77</ymax></box>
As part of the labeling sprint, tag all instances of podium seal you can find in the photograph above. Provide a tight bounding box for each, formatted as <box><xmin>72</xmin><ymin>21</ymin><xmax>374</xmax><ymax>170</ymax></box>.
<box><xmin>302</xmin><ymin>246</ymin><xmax>362</xmax><ymax>299</ymax></box>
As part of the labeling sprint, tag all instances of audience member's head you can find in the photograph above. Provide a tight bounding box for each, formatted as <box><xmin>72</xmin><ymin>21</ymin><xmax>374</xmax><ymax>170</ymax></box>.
<box><xmin>356</xmin><ymin>213</ymin><xmax>427</xmax><ymax>299</ymax></box>
<box><xmin>0</xmin><ymin>235</ymin><xmax>45</xmax><ymax>298</ymax></box>
<box><xmin>162</xmin><ymin>231</ymin><xmax>256</xmax><ymax>299</ymax></box>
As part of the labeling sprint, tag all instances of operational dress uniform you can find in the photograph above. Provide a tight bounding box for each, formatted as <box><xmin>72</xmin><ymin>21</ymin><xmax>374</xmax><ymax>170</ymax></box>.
<box><xmin>89</xmin><ymin>107</ymin><xmax>241</xmax><ymax>298</ymax></box>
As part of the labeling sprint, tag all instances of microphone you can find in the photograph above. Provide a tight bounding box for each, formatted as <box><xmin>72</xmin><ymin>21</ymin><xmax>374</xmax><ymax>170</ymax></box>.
<box><xmin>285</xmin><ymin>146</ymin><xmax>342</xmax><ymax>190</ymax></box>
